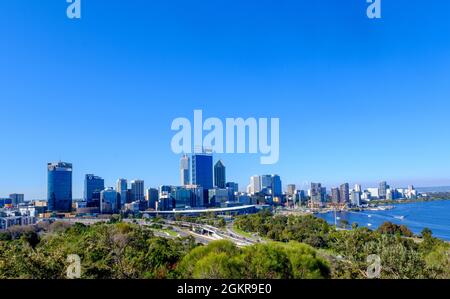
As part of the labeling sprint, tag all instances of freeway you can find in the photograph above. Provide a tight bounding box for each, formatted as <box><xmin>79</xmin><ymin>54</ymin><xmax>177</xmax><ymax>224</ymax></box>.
<box><xmin>45</xmin><ymin>217</ymin><xmax>258</xmax><ymax>246</ymax></box>
<box><xmin>161</xmin><ymin>220</ymin><xmax>256</xmax><ymax>247</ymax></box>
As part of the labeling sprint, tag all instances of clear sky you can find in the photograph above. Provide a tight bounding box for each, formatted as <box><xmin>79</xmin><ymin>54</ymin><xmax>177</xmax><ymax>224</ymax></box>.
<box><xmin>1</xmin><ymin>0</ymin><xmax>450</xmax><ymax>199</ymax></box>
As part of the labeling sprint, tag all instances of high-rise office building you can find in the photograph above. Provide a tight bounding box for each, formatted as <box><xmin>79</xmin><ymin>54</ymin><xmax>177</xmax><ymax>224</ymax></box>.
<box><xmin>47</xmin><ymin>162</ymin><xmax>72</xmax><ymax>212</ymax></box>
<box><xmin>180</xmin><ymin>154</ymin><xmax>190</xmax><ymax>186</ymax></box>
<box><xmin>354</xmin><ymin>184</ymin><xmax>362</xmax><ymax>193</ymax></box>
<box><xmin>331</xmin><ymin>187</ymin><xmax>340</xmax><ymax>204</ymax></box>
<box><xmin>208</xmin><ymin>188</ymin><xmax>229</xmax><ymax>207</ymax></box>
<box><xmin>131</xmin><ymin>180</ymin><xmax>145</xmax><ymax>202</ymax></box>
<box><xmin>9</xmin><ymin>194</ymin><xmax>24</xmax><ymax>206</ymax></box>
<box><xmin>100</xmin><ymin>187</ymin><xmax>119</xmax><ymax>214</ymax></box>
<box><xmin>226</xmin><ymin>182</ymin><xmax>239</xmax><ymax>201</ymax></box>
<box><xmin>214</xmin><ymin>160</ymin><xmax>226</xmax><ymax>188</ymax></box>
<box><xmin>117</xmin><ymin>178</ymin><xmax>128</xmax><ymax>206</ymax></box>
<box><xmin>271</xmin><ymin>175</ymin><xmax>282</xmax><ymax>197</ymax></box>
<box><xmin>321</xmin><ymin>187</ymin><xmax>327</xmax><ymax>202</ymax></box>
<box><xmin>146</xmin><ymin>188</ymin><xmax>159</xmax><ymax>210</ymax></box>
<box><xmin>260</xmin><ymin>175</ymin><xmax>272</xmax><ymax>190</ymax></box>
<box><xmin>84</xmin><ymin>174</ymin><xmax>105</xmax><ymax>203</ymax></box>
<box><xmin>287</xmin><ymin>184</ymin><xmax>296</xmax><ymax>197</ymax></box>
<box><xmin>295</xmin><ymin>190</ymin><xmax>307</xmax><ymax>204</ymax></box>
<box><xmin>339</xmin><ymin>183</ymin><xmax>350</xmax><ymax>204</ymax></box>
<box><xmin>169</xmin><ymin>185</ymin><xmax>204</xmax><ymax>210</ymax></box>
<box><xmin>351</xmin><ymin>190</ymin><xmax>361</xmax><ymax>206</ymax></box>
<box><xmin>249</xmin><ymin>175</ymin><xmax>262</xmax><ymax>194</ymax></box>
<box><xmin>192</xmin><ymin>153</ymin><xmax>213</xmax><ymax>189</ymax></box>
<box><xmin>226</xmin><ymin>182</ymin><xmax>239</xmax><ymax>194</ymax></box>
<box><xmin>379</xmin><ymin>181</ymin><xmax>389</xmax><ymax>199</ymax></box>
<box><xmin>310</xmin><ymin>183</ymin><xmax>323</xmax><ymax>203</ymax></box>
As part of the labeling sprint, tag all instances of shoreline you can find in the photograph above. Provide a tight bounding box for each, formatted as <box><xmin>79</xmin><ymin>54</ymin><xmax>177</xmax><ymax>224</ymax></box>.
<box><xmin>369</xmin><ymin>197</ymin><xmax>450</xmax><ymax>206</ymax></box>
<box><xmin>315</xmin><ymin>200</ymin><xmax>450</xmax><ymax>242</ymax></box>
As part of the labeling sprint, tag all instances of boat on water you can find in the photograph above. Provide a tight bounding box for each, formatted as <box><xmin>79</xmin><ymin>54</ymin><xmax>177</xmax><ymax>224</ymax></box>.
<box><xmin>368</xmin><ymin>223</ymin><xmax>372</xmax><ymax>227</ymax></box>
<box><xmin>394</xmin><ymin>215</ymin><xmax>405</xmax><ymax>220</ymax></box>
<box><xmin>366</xmin><ymin>205</ymin><xmax>395</xmax><ymax>211</ymax></box>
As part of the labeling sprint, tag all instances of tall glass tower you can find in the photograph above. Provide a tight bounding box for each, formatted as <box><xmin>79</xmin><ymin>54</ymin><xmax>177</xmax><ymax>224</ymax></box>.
<box><xmin>214</xmin><ymin>160</ymin><xmax>226</xmax><ymax>188</ymax></box>
<box><xmin>271</xmin><ymin>175</ymin><xmax>282</xmax><ymax>197</ymax></box>
<box><xmin>117</xmin><ymin>178</ymin><xmax>128</xmax><ymax>206</ymax></box>
<box><xmin>180</xmin><ymin>154</ymin><xmax>190</xmax><ymax>186</ymax></box>
<box><xmin>131</xmin><ymin>180</ymin><xmax>145</xmax><ymax>202</ymax></box>
<box><xmin>47</xmin><ymin>162</ymin><xmax>73</xmax><ymax>212</ymax></box>
<box><xmin>84</xmin><ymin>174</ymin><xmax>104</xmax><ymax>203</ymax></box>
<box><xmin>192</xmin><ymin>153</ymin><xmax>213</xmax><ymax>189</ymax></box>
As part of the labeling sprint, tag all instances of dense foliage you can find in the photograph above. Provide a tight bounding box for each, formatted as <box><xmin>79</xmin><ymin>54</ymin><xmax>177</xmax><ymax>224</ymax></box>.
<box><xmin>0</xmin><ymin>222</ymin><xmax>196</xmax><ymax>279</ymax></box>
<box><xmin>0</xmin><ymin>221</ymin><xmax>329</xmax><ymax>279</ymax></box>
<box><xmin>177</xmin><ymin>240</ymin><xmax>329</xmax><ymax>279</ymax></box>
<box><xmin>235</xmin><ymin>211</ymin><xmax>450</xmax><ymax>279</ymax></box>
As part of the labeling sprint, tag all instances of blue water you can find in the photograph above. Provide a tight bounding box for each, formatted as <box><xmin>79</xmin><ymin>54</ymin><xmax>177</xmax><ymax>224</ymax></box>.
<box><xmin>316</xmin><ymin>200</ymin><xmax>450</xmax><ymax>241</ymax></box>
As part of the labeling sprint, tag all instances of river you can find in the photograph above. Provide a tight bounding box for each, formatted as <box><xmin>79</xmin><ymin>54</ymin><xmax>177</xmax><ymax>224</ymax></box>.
<box><xmin>315</xmin><ymin>200</ymin><xmax>450</xmax><ymax>241</ymax></box>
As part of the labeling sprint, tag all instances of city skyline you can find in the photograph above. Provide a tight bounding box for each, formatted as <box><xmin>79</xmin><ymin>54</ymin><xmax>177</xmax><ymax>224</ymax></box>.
<box><xmin>0</xmin><ymin>156</ymin><xmax>446</xmax><ymax>201</ymax></box>
<box><xmin>2</xmin><ymin>1</ymin><xmax>450</xmax><ymax>198</ymax></box>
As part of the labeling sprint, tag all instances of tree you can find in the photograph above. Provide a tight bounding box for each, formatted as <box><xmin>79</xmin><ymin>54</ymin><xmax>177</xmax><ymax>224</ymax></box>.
<box><xmin>177</xmin><ymin>240</ymin><xmax>242</xmax><ymax>279</ymax></box>
<box><xmin>339</xmin><ymin>220</ymin><xmax>349</xmax><ymax>229</ymax></box>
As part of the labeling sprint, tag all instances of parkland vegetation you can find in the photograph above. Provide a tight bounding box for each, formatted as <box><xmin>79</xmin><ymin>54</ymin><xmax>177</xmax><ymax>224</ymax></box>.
<box><xmin>0</xmin><ymin>220</ymin><xmax>329</xmax><ymax>279</ymax></box>
<box><xmin>235</xmin><ymin>211</ymin><xmax>450</xmax><ymax>279</ymax></box>
<box><xmin>0</xmin><ymin>211</ymin><xmax>448</xmax><ymax>279</ymax></box>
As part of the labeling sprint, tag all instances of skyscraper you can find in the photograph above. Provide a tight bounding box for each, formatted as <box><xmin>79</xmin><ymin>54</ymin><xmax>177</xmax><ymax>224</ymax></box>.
<box><xmin>379</xmin><ymin>181</ymin><xmax>388</xmax><ymax>199</ymax></box>
<box><xmin>145</xmin><ymin>188</ymin><xmax>159</xmax><ymax>210</ymax></box>
<box><xmin>249</xmin><ymin>175</ymin><xmax>262</xmax><ymax>194</ymax></box>
<box><xmin>131</xmin><ymin>180</ymin><xmax>145</xmax><ymax>202</ymax></box>
<box><xmin>47</xmin><ymin>162</ymin><xmax>72</xmax><ymax>212</ymax></box>
<box><xmin>351</xmin><ymin>190</ymin><xmax>361</xmax><ymax>206</ymax></box>
<box><xmin>310</xmin><ymin>183</ymin><xmax>323</xmax><ymax>203</ymax></box>
<box><xmin>192</xmin><ymin>153</ymin><xmax>213</xmax><ymax>189</ymax></box>
<box><xmin>260</xmin><ymin>175</ymin><xmax>272</xmax><ymax>191</ymax></box>
<box><xmin>331</xmin><ymin>187</ymin><xmax>340</xmax><ymax>204</ymax></box>
<box><xmin>287</xmin><ymin>184</ymin><xmax>296</xmax><ymax>197</ymax></box>
<box><xmin>84</xmin><ymin>174</ymin><xmax>104</xmax><ymax>203</ymax></box>
<box><xmin>226</xmin><ymin>182</ymin><xmax>239</xmax><ymax>201</ymax></box>
<box><xmin>100</xmin><ymin>187</ymin><xmax>119</xmax><ymax>214</ymax></box>
<box><xmin>226</xmin><ymin>182</ymin><xmax>239</xmax><ymax>193</ymax></box>
<box><xmin>271</xmin><ymin>175</ymin><xmax>282</xmax><ymax>197</ymax></box>
<box><xmin>339</xmin><ymin>183</ymin><xmax>350</xmax><ymax>204</ymax></box>
<box><xmin>214</xmin><ymin>160</ymin><xmax>226</xmax><ymax>188</ymax></box>
<box><xmin>180</xmin><ymin>154</ymin><xmax>190</xmax><ymax>186</ymax></box>
<box><xmin>117</xmin><ymin>178</ymin><xmax>128</xmax><ymax>205</ymax></box>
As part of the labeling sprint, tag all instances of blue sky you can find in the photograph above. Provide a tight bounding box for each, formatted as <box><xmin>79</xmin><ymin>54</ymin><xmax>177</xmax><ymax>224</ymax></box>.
<box><xmin>1</xmin><ymin>0</ymin><xmax>450</xmax><ymax>199</ymax></box>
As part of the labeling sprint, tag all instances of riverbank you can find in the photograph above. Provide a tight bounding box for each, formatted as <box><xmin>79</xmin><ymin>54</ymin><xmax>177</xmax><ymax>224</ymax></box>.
<box><xmin>316</xmin><ymin>200</ymin><xmax>450</xmax><ymax>241</ymax></box>
<box><xmin>370</xmin><ymin>196</ymin><xmax>450</xmax><ymax>205</ymax></box>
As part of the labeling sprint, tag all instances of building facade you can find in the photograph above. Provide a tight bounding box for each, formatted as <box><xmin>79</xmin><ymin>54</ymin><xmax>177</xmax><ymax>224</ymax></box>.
<box><xmin>339</xmin><ymin>183</ymin><xmax>350</xmax><ymax>204</ymax></box>
<box><xmin>310</xmin><ymin>183</ymin><xmax>323</xmax><ymax>203</ymax></box>
<box><xmin>84</xmin><ymin>174</ymin><xmax>105</xmax><ymax>203</ymax></box>
<box><xmin>9</xmin><ymin>194</ymin><xmax>24</xmax><ymax>206</ymax></box>
<box><xmin>287</xmin><ymin>184</ymin><xmax>296</xmax><ymax>197</ymax></box>
<box><xmin>100</xmin><ymin>187</ymin><xmax>119</xmax><ymax>214</ymax></box>
<box><xmin>192</xmin><ymin>153</ymin><xmax>213</xmax><ymax>189</ymax></box>
<box><xmin>131</xmin><ymin>180</ymin><xmax>145</xmax><ymax>202</ymax></box>
<box><xmin>146</xmin><ymin>188</ymin><xmax>159</xmax><ymax>210</ymax></box>
<box><xmin>116</xmin><ymin>178</ymin><xmax>128</xmax><ymax>206</ymax></box>
<box><xmin>47</xmin><ymin>162</ymin><xmax>72</xmax><ymax>212</ymax></box>
<box><xmin>379</xmin><ymin>181</ymin><xmax>389</xmax><ymax>199</ymax></box>
<box><xmin>180</xmin><ymin>154</ymin><xmax>190</xmax><ymax>186</ymax></box>
<box><xmin>271</xmin><ymin>175</ymin><xmax>282</xmax><ymax>197</ymax></box>
<box><xmin>214</xmin><ymin>160</ymin><xmax>226</xmax><ymax>188</ymax></box>
<box><xmin>331</xmin><ymin>187</ymin><xmax>340</xmax><ymax>204</ymax></box>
